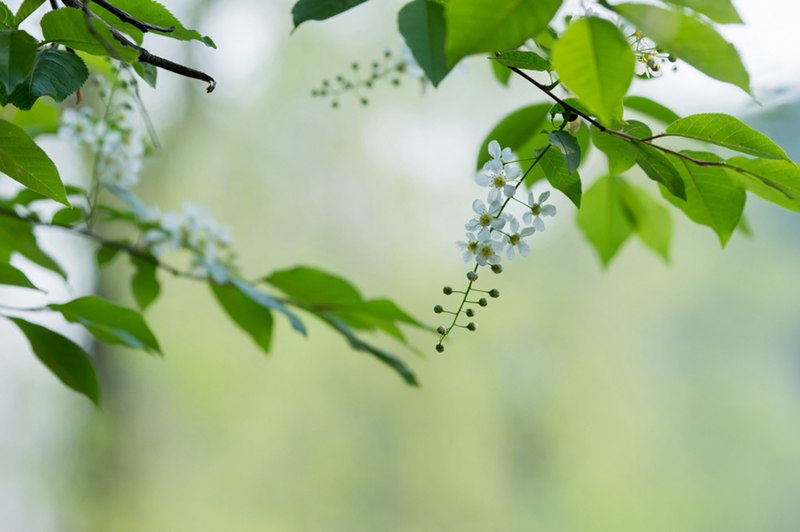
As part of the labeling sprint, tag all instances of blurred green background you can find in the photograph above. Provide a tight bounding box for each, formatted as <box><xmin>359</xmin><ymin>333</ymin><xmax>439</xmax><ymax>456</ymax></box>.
<box><xmin>3</xmin><ymin>0</ymin><xmax>800</xmax><ymax>531</ymax></box>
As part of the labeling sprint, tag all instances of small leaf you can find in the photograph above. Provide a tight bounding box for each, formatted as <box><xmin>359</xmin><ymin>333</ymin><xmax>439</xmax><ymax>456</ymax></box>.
<box><xmin>291</xmin><ymin>0</ymin><xmax>370</xmax><ymax>28</ymax></box>
<box><xmin>666</xmin><ymin>113</ymin><xmax>789</xmax><ymax>161</ymax></box>
<box><xmin>49</xmin><ymin>296</ymin><xmax>162</xmax><ymax>355</ymax></box>
<box><xmin>41</xmin><ymin>8</ymin><xmax>140</xmax><ymax>62</ymax></box>
<box><xmin>132</xmin><ymin>60</ymin><xmax>157</xmax><ymax>88</ymax></box>
<box><xmin>211</xmin><ymin>280</ymin><xmax>274</xmax><ymax>353</ymax></box>
<box><xmin>537</xmin><ymin>147</ymin><xmax>582</xmax><ymax>207</ymax></box>
<box><xmin>0</xmin><ymin>29</ymin><xmax>38</xmax><ymax>94</ymax></box>
<box><xmin>0</xmin><ymin>118</ymin><xmax>69</xmax><ymax>205</ymax></box>
<box><xmin>0</xmin><ymin>214</ymin><xmax>66</xmax><ymax>278</ymax></box>
<box><xmin>551</xmin><ymin>17</ymin><xmax>634</xmax><ymax>125</ymax></box>
<box><xmin>96</xmin><ymin>244</ymin><xmax>121</xmax><ymax>267</ymax></box>
<box><xmin>0</xmin><ymin>261</ymin><xmax>41</xmax><ymax>290</ymax></box>
<box><xmin>592</xmin><ymin>120</ymin><xmax>653</xmax><ymax>175</ymax></box>
<box><xmin>623</xmin><ymin>95</ymin><xmax>680</xmax><ymax>124</ymax></box>
<box><xmin>633</xmin><ymin>144</ymin><xmax>686</xmax><ymax>200</ymax></box>
<box><xmin>548</xmin><ymin>130</ymin><xmax>581</xmax><ymax>173</ymax></box>
<box><xmin>612</xmin><ymin>3</ymin><xmax>750</xmax><ymax>93</ymax></box>
<box><xmin>10</xmin><ymin>317</ymin><xmax>99</xmax><ymax>405</ymax></box>
<box><xmin>476</xmin><ymin>103</ymin><xmax>551</xmax><ymax>170</ymax></box>
<box><xmin>493</xmin><ymin>50</ymin><xmax>551</xmax><ymax>71</ymax></box>
<box><xmin>576</xmin><ymin>175</ymin><xmax>634</xmax><ymax>266</ymax></box>
<box><xmin>661</xmin><ymin>0</ymin><xmax>742</xmax><ymax>24</ymax></box>
<box><xmin>130</xmin><ymin>255</ymin><xmax>160</xmax><ymax>311</ymax></box>
<box><xmin>620</xmin><ymin>182</ymin><xmax>673</xmax><ymax>262</ymax></box>
<box><xmin>490</xmin><ymin>59</ymin><xmax>512</xmax><ymax>86</ymax></box>
<box><xmin>445</xmin><ymin>0</ymin><xmax>561</xmax><ymax>67</ymax></box>
<box><xmin>13</xmin><ymin>0</ymin><xmax>45</xmax><ymax>26</ymax></box>
<box><xmin>398</xmin><ymin>0</ymin><xmax>451</xmax><ymax>87</ymax></box>
<box><xmin>7</xmin><ymin>49</ymin><xmax>89</xmax><ymax>110</ymax></box>
<box><xmin>725</xmin><ymin>157</ymin><xmax>800</xmax><ymax>213</ymax></box>
<box><xmin>228</xmin><ymin>278</ymin><xmax>307</xmax><ymax>335</ymax></box>
<box><xmin>51</xmin><ymin>207</ymin><xmax>84</xmax><ymax>227</ymax></box>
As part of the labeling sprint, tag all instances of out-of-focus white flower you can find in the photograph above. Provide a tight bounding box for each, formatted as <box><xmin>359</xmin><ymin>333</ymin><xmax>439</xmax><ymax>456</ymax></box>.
<box><xmin>456</xmin><ymin>233</ymin><xmax>480</xmax><ymax>263</ymax></box>
<box><xmin>501</xmin><ymin>217</ymin><xmax>535</xmax><ymax>259</ymax></box>
<box><xmin>523</xmin><ymin>190</ymin><xmax>557</xmax><ymax>232</ymax></box>
<box><xmin>475</xmin><ymin>237</ymin><xmax>503</xmax><ymax>267</ymax></box>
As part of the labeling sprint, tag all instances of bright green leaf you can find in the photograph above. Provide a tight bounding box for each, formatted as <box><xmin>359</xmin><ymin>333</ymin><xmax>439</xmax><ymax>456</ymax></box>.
<box><xmin>13</xmin><ymin>0</ymin><xmax>45</xmax><ymax>25</ymax></box>
<box><xmin>292</xmin><ymin>0</ymin><xmax>370</xmax><ymax>28</ymax></box>
<box><xmin>41</xmin><ymin>8</ymin><xmax>140</xmax><ymax>62</ymax></box>
<box><xmin>633</xmin><ymin>143</ymin><xmax>686</xmax><ymax>200</ymax></box>
<box><xmin>576</xmin><ymin>175</ymin><xmax>634</xmax><ymax>266</ymax></box>
<box><xmin>0</xmin><ymin>3</ymin><xmax>13</xmax><ymax>29</ymax></box>
<box><xmin>725</xmin><ymin>157</ymin><xmax>800</xmax><ymax>213</ymax></box>
<box><xmin>7</xmin><ymin>98</ymin><xmax>61</xmax><ymax>137</ymax></box>
<box><xmin>0</xmin><ymin>214</ymin><xmax>66</xmax><ymax>278</ymax></box>
<box><xmin>0</xmin><ymin>261</ymin><xmax>41</xmax><ymax>290</ymax></box>
<box><xmin>623</xmin><ymin>95</ymin><xmax>680</xmax><ymax>124</ymax></box>
<box><xmin>265</xmin><ymin>266</ymin><xmax>362</xmax><ymax>306</ymax></box>
<box><xmin>0</xmin><ymin>118</ymin><xmax>69</xmax><ymax>205</ymax></box>
<box><xmin>398</xmin><ymin>0</ymin><xmax>451</xmax><ymax>87</ymax></box>
<box><xmin>620</xmin><ymin>182</ymin><xmax>673</xmax><ymax>262</ymax></box>
<box><xmin>96</xmin><ymin>245</ymin><xmax>121</xmax><ymax>267</ymax></box>
<box><xmin>666</xmin><ymin>113</ymin><xmax>789</xmax><ymax>160</ymax></box>
<box><xmin>445</xmin><ymin>0</ymin><xmax>561</xmax><ymax>66</ymax></box>
<box><xmin>612</xmin><ymin>3</ymin><xmax>750</xmax><ymax>93</ymax></box>
<box><xmin>592</xmin><ymin>120</ymin><xmax>653</xmax><ymax>175</ymax></box>
<box><xmin>132</xmin><ymin>60</ymin><xmax>157</xmax><ymax>88</ymax></box>
<box><xmin>548</xmin><ymin>130</ymin><xmax>581</xmax><ymax>173</ymax></box>
<box><xmin>476</xmin><ymin>103</ymin><xmax>550</xmax><ymax>170</ymax></box>
<box><xmin>7</xmin><ymin>49</ymin><xmax>89</xmax><ymax>110</ymax></box>
<box><xmin>131</xmin><ymin>255</ymin><xmax>160</xmax><ymax>311</ymax></box>
<box><xmin>211</xmin><ymin>280</ymin><xmax>274</xmax><ymax>353</ymax></box>
<box><xmin>490</xmin><ymin>58</ymin><xmax>511</xmax><ymax>86</ymax></box>
<box><xmin>0</xmin><ymin>29</ymin><xmax>38</xmax><ymax>94</ymax></box>
<box><xmin>50</xmin><ymin>207</ymin><xmax>84</xmax><ymax>227</ymax></box>
<box><xmin>538</xmin><ymin>147</ymin><xmax>582</xmax><ymax>207</ymax></box>
<box><xmin>49</xmin><ymin>296</ymin><xmax>162</xmax><ymax>355</ymax></box>
<box><xmin>551</xmin><ymin>17</ymin><xmax>634</xmax><ymax>125</ymax></box>
<box><xmin>493</xmin><ymin>50</ymin><xmax>551</xmax><ymax>71</ymax></box>
<box><xmin>10</xmin><ymin>317</ymin><xmax>99</xmax><ymax>405</ymax></box>
<box><xmin>229</xmin><ymin>278</ymin><xmax>307</xmax><ymax>335</ymax></box>
<box><xmin>661</xmin><ymin>0</ymin><xmax>742</xmax><ymax>24</ymax></box>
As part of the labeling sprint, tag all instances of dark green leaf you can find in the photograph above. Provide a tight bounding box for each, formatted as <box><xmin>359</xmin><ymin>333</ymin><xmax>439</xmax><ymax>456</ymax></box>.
<box><xmin>620</xmin><ymin>182</ymin><xmax>672</xmax><ymax>262</ymax></box>
<box><xmin>50</xmin><ymin>206</ymin><xmax>84</xmax><ymax>227</ymax></box>
<box><xmin>0</xmin><ymin>118</ymin><xmax>69</xmax><ymax>205</ymax></box>
<box><xmin>230</xmin><ymin>278</ymin><xmax>307</xmax><ymax>335</ymax></box>
<box><xmin>0</xmin><ymin>260</ymin><xmax>41</xmax><ymax>290</ymax></box>
<box><xmin>49</xmin><ymin>296</ymin><xmax>162</xmax><ymax>355</ymax></box>
<box><xmin>661</xmin><ymin>0</ymin><xmax>742</xmax><ymax>24</ymax></box>
<box><xmin>130</xmin><ymin>255</ymin><xmax>160</xmax><ymax>311</ymax></box>
<box><xmin>612</xmin><ymin>3</ymin><xmax>750</xmax><ymax>93</ymax></box>
<box><xmin>551</xmin><ymin>17</ymin><xmax>634</xmax><ymax>125</ymax></box>
<box><xmin>292</xmin><ymin>0</ymin><xmax>370</xmax><ymax>28</ymax></box>
<box><xmin>633</xmin><ymin>144</ymin><xmax>686</xmax><ymax>200</ymax></box>
<box><xmin>13</xmin><ymin>0</ymin><xmax>45</xmax><ymax>25</ymax></box>
<box><xmin>0</xmin><ymin>213</ymin><xmax>66</xmax><ymax>278</ymax></box>
<box><xmin>0</xmin><ymin>29</ymin><xmax>38</xmax><ymax>94</ymax></box>
<box><xmin>398</xmin><ymin>0</ymin><xmax>450</xmax><ymax>87</ymax></box>
<box><xmin>476</xmin><ymin>103</ymin><xmax>550</xmax><ymax>170</ymax></box>
<box><xmin>493</xmin><ymin>50</ymin><xmax>551</xmax><ymax>71</ymax></box>
<box><xmin>725</xmin><ymin>157</ymin><xmax>800</xmax><ymax>213</ymax></box>
<box><xmin>7</xmin><ymin>49</ymin><xmax>89</xmax><ymax>110</ymax></box>
<box><xmin>548</xmin><ymin>130</ymin><xmax>581</xmax><ymax>173</ymax></box>
<box><xmin>132</xmin><ymin>60</ymin><xmax>157</xmax><ymax>88</ymax></box>
<box><xmin>10</xmin><ymin>317</ymin><xmax>99</xmax><ymax>405</ymax></box>
<box><xmin>211</xmin><ymin>280</ymin><xmax>274</xmax><ymax>353</ymax></box>
<box><xmin>96</xmin><ymin>244</ymin><xmax>121</xmax><ymax>267</ymax></box>
<box><xmin>576</xmin><ymin>175</ymin><xmax>634</xmax><ymax>266</ymax></box>
<box><xmin>41</xmin><ymin>8</ymin><xmax>140</xmax><ymax>62</ymax></box>
<box><xmin>538</xmin><ymin>147</ymin><xmax>581</xmax><ymax>207</ymax></box>
<box><xmin>666</xmin><ymin>113</ymin><xmax>789</xmax><ymax>160</ymax></box>
<box><xmin>623</xmin><ymin>95</ymin><xmax>680</xmax><ymax>124</ymax></box>
<box><xmin>445</xmin><ymin>0</ymin><xmax>561</xmax><ymax>67</ymax></box>
<box><xmin>592</xmin><ymin>120</ymin><xmax>652</xmax><ymax>175</ymax></box>
<box><xmin>0</xmin><ymin>3</ymin><xmax>13</xmax><ymax>29</ymax></box>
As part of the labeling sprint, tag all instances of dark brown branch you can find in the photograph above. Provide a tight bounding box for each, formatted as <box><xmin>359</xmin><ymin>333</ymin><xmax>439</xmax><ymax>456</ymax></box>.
<box><xmin>88</xmin><ymin>0</ymin><xmax>176</xmax><ymax>34</ymax></box>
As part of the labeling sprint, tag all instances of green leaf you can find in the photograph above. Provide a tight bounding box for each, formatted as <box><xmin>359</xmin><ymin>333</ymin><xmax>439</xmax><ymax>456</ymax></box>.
<box><xmin>576</xmin><ymin>175</ymin><xmax>634</xmax><ymax>266</ymax></box>
<box><xmin>476</xmin><ymin>103</ymin><xmax>550</xmax><ymax>170</ymax></box>
<box><xmin>623</xmin><ymin>95</ymin><xmax>680</xmax><ymax>124</ymax></box>
<box><xmin>50</xmin><ymin>206</ymin><xmax>84</xmax><ymax>227</ymax></box>
<box><xmin>211</xmin><ymin>280</ymin><xmax>274</xmax><ymax>353</ymax></box>
<box><xmin>7</xmin><ymin>98</ymin><xmax>61</xmax><ymax>137</ymax></box>
<box><xmin>0</xmin><ymin>118</ymin><xmax>69</xmax><ymax>205</ymax></box>
<box><xmin>265</xmin><ymin>266</ymin><xmax>362</xmax><ymax>306</ymax></box>
<box><xmin>592</xmin><ymin>120</ymin><xmax>653</xmax><ymax>175</ymax></box>
<box><xmin>0</xmin><ymin>261</ymin><xmax>41</xmax><ymax>290</ymax></box>
<box><xmin>40</xmin><ymin>8</ymin><xmax>139</xmax><ymax>62</ymax></box>
<box><xmin>548</xmin><ymin>130</ymin><xmax>581</xmax><ymax>173</ymax></box>
<box><xmin>0</xmin><ymin>29</ymin><xmax>38</xmax><ymax>94</ymax></box>
<box><xmin>0</xmin><ymin>214</ymin><xmax>66</xmax><ymax>278</ymax></box>
<box><xmin>612</xmin><ymin>3</ymin><xmax>750</xmax><ymax>93</ymax></box>
<box><xmin>620</xmin><ymin>182</ymin><xmax>673</xmax><ymax>262</ymax></box>
<box><xmin>49</xmin><ymin>296</ymin><xmax>162</xmax><ymax>355</ymax></box>
<box><xmin>665</xmin><ymin>113</ymin><xmax>789</xmax><ymax>161</ymax></box>
<box><xmin>7</xmin><ymin>49</ymin><xmax>89</xmax><ymax>110</ymax></box>
<box><xmin>725</xmin><ymin>157</ymin><xmax>800</xmax><ymax>213</ymax></box>
<box><xmin>538</xmin><ymin>147</ymin><xmax>582</xmax><ymax>208</ymax></box>
<box><xmin>13</xmin><ymin>0</ymin><xmax>45</xmax><ymax>26</ymax></box>
<box><xmin>316</xmin><ymin>313</ymin><xmax>418</xmax><ymax>386</ymax></box>
<box><xmin>291</xmin><ymin>0</ymin><xmax>370</xmax><ymax>28</ymax></box>
<box><xmin>551</xmin><ymin>17</ymin><xmax>634</xmax><ymax>125</ymax></box>
<box><xmin>10</xmin><ymin>317</ymin><xmax>99</xmax><ymax>405</ymax></box>
<box><xmin>96</xmin><ymin>244</ymin><xmax>121</xmax><ymax>267</ymax></box>
<box><xmin>661</xmin><ymin>0</ymin><xmax>742</xmax><ymax>24</ymax></box>
<box><xmin>633</xmin><ymin>143</ymin><xmax>686</xmax><ymax>200</ymax></box>
<box><xmin>398</xmin><ymin>0</ymin><xmax>451</xmax><ymax>87</ymax></box>
<box><xmin>660</xmin><ymin>151</ymin><xmax>745</xmax><ymax>245</ymax></box>
<box><xmin>228</xmin><ymin>278</ymin><xmax>307</xmax><ymax>335</ymax></box>
<box><xmin>493</xmin><ymin>50</ymin><xmax>551</xmax><ymax>71</ymax></box>
<box><xmin>132</xmin><ymin>60</ymin><xmax>157</xmax><ymax>88</ymax></box>
<box><xmin>130</xmin><ymin>255</ymin><xmax>160</xmax><ymax>311</ymax></box>
<box><xmin>490</xmin><ymin>58</ymin><xmax>511</xmax><ymax>86</ymax></box>
<box><xmin>445</xmin><ymin>0</ymin><xmax>561</xmax><ymax>67</ymax></box>
<box><xmin>0</xmin><ymin>3</ymin><xmax>13</xmax><ymax>29</ymax></box>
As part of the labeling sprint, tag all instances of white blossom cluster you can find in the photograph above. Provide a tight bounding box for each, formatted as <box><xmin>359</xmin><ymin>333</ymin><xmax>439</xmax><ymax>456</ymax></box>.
<box><xmin>456</xmin><ymin>140</ymin><xmax>556</xmax><ymax>267</ymax></box>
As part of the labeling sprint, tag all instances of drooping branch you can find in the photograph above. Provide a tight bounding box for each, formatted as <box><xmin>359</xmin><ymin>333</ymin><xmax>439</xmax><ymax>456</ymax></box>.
<box><xmin>87</xmin><ymin>0</ymin><xmax>176</xmax><ymax>34</ymax></box>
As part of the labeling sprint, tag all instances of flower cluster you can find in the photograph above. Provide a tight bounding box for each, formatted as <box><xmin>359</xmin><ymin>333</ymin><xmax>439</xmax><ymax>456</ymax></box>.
<box><xmin>625</xmin><ymin>28</ymin><xmax>676</xmax><ymax>78</ymax></box>
<box><xmin>434</xmin><ymin>140</ymin><xmax>557</xmax><ymax>351</ymax></box>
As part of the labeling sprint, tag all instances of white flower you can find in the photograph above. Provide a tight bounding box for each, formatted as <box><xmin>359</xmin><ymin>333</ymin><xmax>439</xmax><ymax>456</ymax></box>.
<box><xmin>487</xmin><ymin>140</ymin><xmax>514</xmax><ymax>165</ymax></box>
<box><xmin>456</xmin><ymin>233</ymin><xmax>480</xmax><ymax>263</ymax></box>
<box><xmin>476</xmin><ymin>161</ymin><xmax>522</xmax><ymax>202</ymax></box>
<box><xmin>501</xmin><ymin>217</ymin><xmax>536</xmax><ymax>259</ymax></box>
<box><xmin>523</xmin><ymin>190</ymin><xmax>557</xmax><ymax>232</ymax></box>
<box><xmin>465</xmin><ymin>199</ymin><xmax>505</xmax><ymax>240</ymax></box>
<box><xmin>475</xmin><ymin>237</ymin><xmax>503</xmax><ymax>266</ymax></box>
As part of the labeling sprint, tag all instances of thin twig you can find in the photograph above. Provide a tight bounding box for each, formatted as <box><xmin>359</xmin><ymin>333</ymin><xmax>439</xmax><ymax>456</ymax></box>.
<box><xmin>88</xmin><ymin>0</ymin><xmax>176</xmax><ymax>33</ymax></box>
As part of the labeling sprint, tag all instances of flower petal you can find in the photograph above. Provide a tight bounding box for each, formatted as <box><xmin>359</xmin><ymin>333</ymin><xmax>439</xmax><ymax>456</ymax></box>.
<box><xmin>472</xmin><ymin>199</ymin><xmax>485</xmax><ymax>213</ymax></box>
<box><xmin>505</xmin><ymin>165</ymin><xmax>522</xmax><ymax>180</ymax></box>
<box><xmin>533</xmin><ymin>216</ymin><xmax>545</xmax><ymax>232</ymax></box>
<box><xmin>542</xmin><ymin>204</ymin><xmax>557</xmax><ymax>216</ymax></box>
<box><xmin>488</xmin><ymin>140</ymin><xmax>501</xmax><ymax>159</ymax></box>
<box><xmin>539</xmin><ymin>190</ymin><xmax>551</xmax><ymax>203</ymax></box>
<box><xmin>501</xmin><ymin>147</ymin><xmax>513</xmax><ymax>161</ymax></box>
<box><xmin>519</xmin><ymin>242</ymin><xmax>531</xmax><ymax>256</ymax></box>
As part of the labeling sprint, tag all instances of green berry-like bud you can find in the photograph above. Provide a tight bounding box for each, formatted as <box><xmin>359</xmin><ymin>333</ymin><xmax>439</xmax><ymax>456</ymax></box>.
<box><xmin>443</xmin><ymin>286</ymin><xmax>453</xmax><ymax>295</ymax></box>
<box><xmin>351</xmin><ymin>62</ymin><xmax>359</xmax><ymax>70</ymax></box>
<box><xmin>466</xmin><ymin>322</ymin><xmax>476</xmax><ymax>331</ymax></box>
<box><xmin>467</xmin><ymin>271</ymin><xmax>478</xmax><ymax>281</ymax></box>
<box><xmin>331</xmin><ymin>101</ymin><xmax>339</xmax><ymax>109</ymax></box>
<box><xmin>433</xmin><ymin>305</ymin><xmax>443</xmax><ymax>314</ymax></box>
<box><xmin>491</xmin><ymin>264</ymin><xmax>503</xmax><ymax>274</ymax></box>
<box><xmin>360</xmin><ymin>98</ymin><xmax>369</xmax><ymax>106</ymax></box>
<box><xmin>391</xmin><ymin>78</ymin><xmax>401</xmax><ymax>86</ymax></box>
<box><xmin>488</xmin><ymin>289</ymin><xmax>500</xmax><ymax>298</ymax></box>
<box><xmin>478</xmin><ymin>298</ymin><xmax>488</xmax><ymax>307</ymax></box>
<box><xmin>465</xmin><ymin>308</ymin><xmax>475</xmax><ymax>317</ymax></box>
<box><xmin>435</xmin><ymin>343</ymin><xmax>445</xmax><ymax>353</ymax></box>
<box><xmin>436</xmin><ymin>325</ymin><xmax>447</xmax><ymax>335</ymax></box>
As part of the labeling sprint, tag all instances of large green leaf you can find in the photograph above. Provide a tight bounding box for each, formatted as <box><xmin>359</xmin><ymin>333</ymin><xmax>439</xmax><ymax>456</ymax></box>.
<box><xmin>40</xmin><ymin>8</ymin><xmax>140</xmax><ymax>62</ymax></box>
<box><xmin>10</xmin><ymin>317</ymin><xmax>99</xmax><ymax>405</ymax></box>
<box><xmin>551</xmin><ymin>17</ymin><xmax>634</xmax><ymax>125</ymax></box>
<box><xmin>493</xmin><ymin>50</ymin><xmax>551</xmax><ymax>71</ymax></box>
<box><xmin>725</xmin><ymin>157</ymin><xmax>800</xmax><ymax>213</ymax></box>
<box><xmin>266</xmin><ymin>266</ymin><xmax>362</xmax><ymax>307</ymax></box>
<box><xmin>623</xmin><ymin>96</ymin><xmax>680</xmax><ymax>124</ymax></box>
<box><xmin>592</xmin><ymin>120</ymin><xmax>652</xmax><ymax>175</ymax></box>
<box><xmin>7</xmin><ymin>49</ymin><xmax>89</xmax><ymax>110</ymax></box>
<box><xmin>548</xmin><ymin>130</ymin><xmax>581</xmax><ymax>173</ymax></box>
<box><xmin>398</xmin><ymin>0</ymin><xmax>450</xmax><ymax>87</ymax></box>
<box><xmin>612</xmin><ymin>3</ymin><xmax>750</xmax><ymax>93</ymax></box>
<box><xmin>49</xmin><ymin>296</ymin><xmax>162</xmax><ymax>355</ymax></box>
<box><xmin>0</xmin><ymin>214</ymin><xmax>66</xmax><ymax>278</ymax></box>
<box><xmin>291</xmin><ymin>0</ymin><xmax>370</xmax><ymax>28</ymax></box>
<box><xmin>475</xmin><ymin>103</ymin><xmax>550</xmax><ymax>170</ymax></box>
<box><xmin>0</xmin><ymin>118</ymin><xmax>68</xmax><ymax>205</ymax></box>
<box><xmin>211</xmin><ymin>280</ymin><xmax>275</xmax><ymax>353</ymax></box>
<box><xmin>661</xmin><ymin>0</ymin><xmax>741</xmax><ymax>24</ymax></box>
<box><xmin>0</xmin><ymin>29</ymin><xmax>37</xmax><ymax>94</ymax></box>
<box><xmin>0</xmin><ymin>260</ymin><xmax>40</xmax><ymax>290</ymax></box>
<box><xmin>7</xmin><ymin>99</ymin><xmax>61</xmax><ymax>137</ymax></box>
<box><xmin>226</xmin><ymin>278</ymin><xmax>307</xmax><ymax>335</ymax></box>
<box><xmin>13</xmin><ymin>0</ymin><xmax>45</xmax><ymax>25</ymax></box>
<box><xmin>130</xmin><ymin>255</ymin><xmax>160</xmax><ymax>311</ymax></box>
<box><xmin>665</xmin><ymin>113</ymin><xmax>789</xmax><ymax>161</ymax></box>
<box><xmin>537</xmin><ymin>147</ymin><xmax>581</xmax><ymax>208</ymax></box>
<box><xmin>661</xmin><ymin>151</ymin><xmax>745</xmax><ymax>245</ymax></box>
<box><xmin>633</xmin><ymin>143</ymin><xmax>686</xmax><ymax>200</ymax></box>
<box><xmin>445</xmin><ymin>0</ymin><xmax>561</xmax><ymax>67</ymax></box>
<box><xmin>620</xmin><ymin>182</ymin><xmax>672</xmax><ymax>262</ymax></box>
<box><xmin>0</xmin><ymin>3</ymin><xmax>14</xmax><ymax>29</ymax></box>
<box><xmin>576</xmin><ymin>175</ymin><xmax>634</xmax><ymax>266</ymax></box>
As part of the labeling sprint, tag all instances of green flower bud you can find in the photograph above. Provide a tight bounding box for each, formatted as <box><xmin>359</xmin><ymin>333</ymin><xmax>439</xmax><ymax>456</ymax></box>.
<box><xmin>478</xmin><ymin>298</ymin><xmax>488</xmax><ymax>307</ymax></box>
<box><xmin>466</xmin><ymin>322</ymin><xmax>476</xmax><ymax>331</ymax></box>
<box><xmin>467</xmin><ymin>271</ymin><xmax>478</xmax><ymax>281</ymax></box>
<box><xmin>436</xmin><ymin>325</ymin><xmax>447</xmax><ymax>335</ymax></box>
<box><xmin>443</xmin><ymin>286</ymin><xmax>453</xmax><ymax>295</ymax></box>
<box><xmin>488</xmin><ymin>289</ymin><xmax>500</xmax><ymax>298</ymax></box>
<box><xmin>433</xmin><ymin>305</ymin><xmax>444</xmax><ymax>314</ymax></box>
<box><xmin>435</xmin><ymin>343</ymin><xmax>445</xmax><ymax>353</ymax></box>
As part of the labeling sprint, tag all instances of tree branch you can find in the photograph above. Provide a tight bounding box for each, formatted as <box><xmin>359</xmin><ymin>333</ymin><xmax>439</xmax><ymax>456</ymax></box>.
<box><xmin>88</xmin><ymin>0</ymin><xmax>176</xmax><ymax>34</ymax></box>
